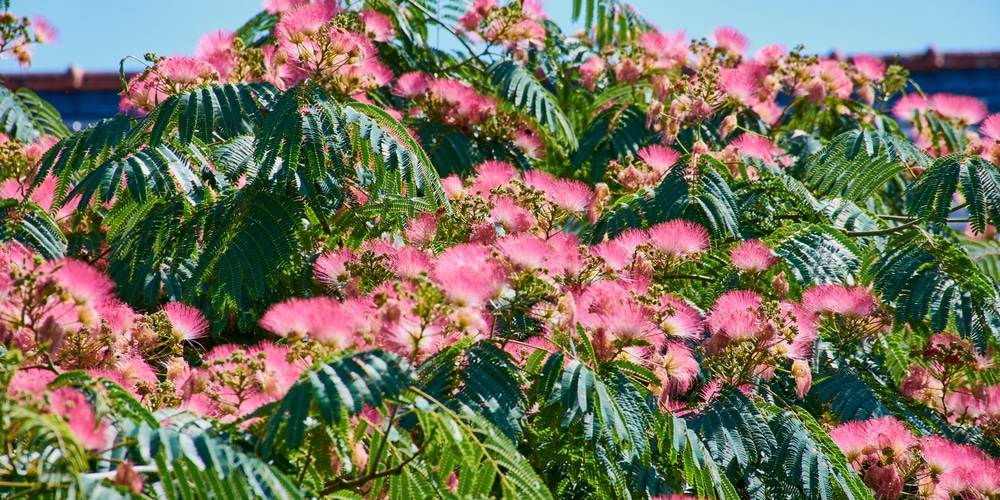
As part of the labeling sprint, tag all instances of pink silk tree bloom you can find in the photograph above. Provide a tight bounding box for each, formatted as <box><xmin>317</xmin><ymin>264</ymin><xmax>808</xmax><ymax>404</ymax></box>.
<box><xmin>812</xmin><ymin>59</ymin><xmax>852</xmax><ymax>99</ymax></box>
<box><xmin>892</xmin><ymin>93</ymin><xmax>930</xmax><ymax>120</ymax></box>
<box><xmin>313</xmin><ymin>248</ymin><xmax>356</xmax><ymax>287</ymax></box>
<box><xmin>388</xmin><ymin>246</ymin><xmax>433</xmax><ymax>279</ymax></box>
<box><xmin>790</xmin><ymin>359</ymin><xmax>811</xmax><ymax>398</ymax></box>
<box><xmin>431</xmin><ymin>243</ymin><xmax>506</xmax><ymax>307</ymax></box>
<box><xmin>490</xmin><ymin>196</ymin><xmax>537</xmax><ymax>234</ymax></box>
<box><xmin>259</xmin><ymin>297</ymin><xmax>366</xmax><ymax>348</ymax></box>
<box><xmin>471</xmin><ymin>160</ymin><xmax>517</xmax><ymax>195</ymax></box>
<box><xmin>776</xmin><ymin>301</ymin><xmax>818</xmax><ymax>359</ymax></box>
<box><xmin>157</xmin><ymin>55</ymin><xmax>218</xmax><ymax>85</ymax></box>
<box><xmin>930</xmin><ymin>93</ymin><xmax>988</xmax><ymax>125</ymax></box>
<box><xmin>729</xmin><ymin>239</ymin><xmax>778</xmax><ymax>272</ymax></box>
<box><xmin>981</xmin><ymin>113</ymin><xmax>1000</xmax><ymax>141</ymax></box>
<box><xmin>752</xmin><ymin>99</ymin><xmax>782</xmax><ymax>127</ymax></box>
<box><xmin>729</xmin><ymin>134</ymin><xmax>782</xmax><ymax>165</ymax></box>
<box><xmin>404</xmin><ymin>212</ymin><xmax>438</xmax><ymax>246</ymax></box>
<box><xmin>441</xmin><ymin>175</ymin><xmax>465</xmax><ymax>199</ymax></box>
<box><xmin>50</xmin><ymin>387</ymin><xmax>109</xmax><ymax>451</ymax></box>
<box><xmin>718</xmin><ymin>66</ymin><xmax>760</xmax><ymax>106</ymax></box>
<box><xmin>162</xmin><ymin>302</ymin><xmax>209</xmax><ymax>341</ymax></box>
<box><xmin>499</xmin><ymin>234</ymin><xmax>553</xmax><ymax>271</ymax></box>
<box><xmin>579</xmin><ymin>55</ymin><xmax>606</xmax><ymax>91</ymax></box>
<box><xmin>514</xmin><ymin>128</ymin><xmax>545</xmax><ymax>160</ymax></box>
<box><xmin>706</xmin><ymin>290</ymin><xmax>765</xmax><ymax>343</ymax></box>
<box><xmin>852</xmin><ymin>54</ymin><xmax>886</xmax><ymax>82</ymax></box>
<box><xmin>647</xmin><ymin>219</ymin><xmax>710</xmax><ymax>258</ymax></box>
<box><xmin>753</xmin><ymin>44</ymin><xmax>786</xmax><ymax>67</ymax></box>
<box><xmin>195</xmin><ymin>30</ymin><xmax>238</xmax><ymax>80</ymax></box>
<box><xmin>637</xmin><ymin>145</ymin><xmax>681</xmax><ymax>174</ymax></box>
<box><xmin>656</xmin><ymin>294</ymin><xmax>704</xmax><ymax>341</ymax></box>
<box><xmin>863</xmin><ymin>464</ymin><xmax>903</xmax><ymax>500</ymax></box>
<box><xmin>360</xmin><ymin>9</ymin><xmax>395</xmax><ymax>42</ymax></box>
<box><xmin>7</xmin><ymin>368</ymin><xmax>56</xmax><ymax>400</ymax></box>
<box><xmin>639</xmin><ymin>30</ymin><xmax>688</xmax><ymax>68</ymax></box>
<box><xmin>47</xmin><ymin>259</ymin><xmax>115</xmax><ymax>308</ymax></box>
<box><xmin>655</xmin><ymin>342</ymin><xmax>700</xmax><ymax>397</ymax></box>
<box><xmin>829</xmin><ymin>416</ymin><xmax>917</xmax><ymax>470</ymax></box>
<box><xmin>964</xmin><ymin>222</ymin><xmax>997</xmax><ymax>241</ymax></box>
<box><xmin>802</xmin><ymin>284</ymin><xmax>878</xmax><ymax>319</ymax></box>
<box><xmin>31</xmin><ymin>16</ymin><xmax>59</xmax><ymax>44</ymax></box>
<box><xmin>393</xmin><ymin>72</ymin><xmax>431</xmax><ymax>98</ymax></box>
<box><xmin>261</xmin><ymin>0</ymin><xmax>308</xmax><ymax>14</ymax></box>
<box><xmin>713</xmin><ymin>27</ymin><xmax>748</xmax><ymax>57</ymax></box>
<box><xmin>250</xmin><ymin>342</ymin><xmax>304</xmax><ymax>399</ymax></box>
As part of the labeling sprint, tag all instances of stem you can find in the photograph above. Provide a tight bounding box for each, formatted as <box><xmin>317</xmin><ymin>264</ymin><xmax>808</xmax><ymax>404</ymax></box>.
<box><xmin>402</xmin><ymin>0</ymin><xmax>482</xmax><ymax>68</ymax></box>
<box><xmin>844</xmin><ymin>220</ymin><xmax>919</xmax><ymax>237</ymax></box>
<box><xmin>661</xmin><ymin>273</ymin><xmax>715</xmax><ymax>282</ymax></box>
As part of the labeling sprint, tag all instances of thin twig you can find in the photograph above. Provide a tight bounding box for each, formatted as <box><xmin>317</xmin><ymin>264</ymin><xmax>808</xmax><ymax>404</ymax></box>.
<box><xmin>844</xmin><ymin>220</ymin><xmax>920</xmax><ymax>237</ymax></box>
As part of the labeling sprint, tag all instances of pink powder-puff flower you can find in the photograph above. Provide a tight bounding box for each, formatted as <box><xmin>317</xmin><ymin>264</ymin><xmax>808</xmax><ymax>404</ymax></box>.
<box><xmin>393</xmin><ymin>72</ymin><xmax>431</xmax><ymax>98</ymax></box>
<box><xmin>7</xmin><ymin>368</ymin><xmax>56</xmax><ymax>399</ymax></box>
<box><xmin>829</xmin><ymin>416</ymin><xmax>916</xmax><ymax>469</ymax></box>
<box><xmin>931</xmin><ymin>93</ymin><xmax>988</xmax><ymax>125</ymax></box>
<box><xmin>195</xmin><ymin>30</ymin><xmax>238</xmax><ymax>80</ymax></box>
<box><xmin>546</xmin><ymin>179</ymin><xmax>593</xmax><ymax>213</ymax></box>
<box><xmin>579</xmin><ymin>55</ymin><xmax>606</xmax><ymax>91</ymax></box>
<box><xmin>863</xmin><ymin>464</ymin><xmax>903</xmax><ymax>500</ymax></box>
<box><xmin>981</xmin><ymin>113</ymin><xmax>1000</xmax><ymax>141</ymax></box>
<box><xmin>48</xmin><ymin>259</ymin><xmax>115</xmax><ymax>308</ymax></box>
<box><xmin>729</xmin><ymin>134</ymin><xmax>782</xmax><ymax>165</ymax></box>
<box><xmin>639</xmin><ymin>30</ymin><xmax>689</xmax><ymax>68</ymax></box>
<box><xmin>262</xmin><ymin>0</ymin><xmax>308</xmax><ymax>14</ymax></box>
<box><xmin>387</xmin><ymin>246</ymin><xmax>432</xmax><ymax>279</ymax></box>
<box><xmin>431</xmin><ymin>243</ymin><xmax>505</xmax><ymax>307</ymax></box>
<box><xmin>250</xmin><ymin>342</ymin><xmax>304</xmax><ymax>398</ymax></box>
<box><xmin>752</xmin><ymin>99</ymin><xmax>782</xmax><ymax>127</ymax></box>
<box><xmin>405</xmin><ymin>211</ymin><xmax>438</xmax><ymax>246</ymax></box>
<box><xmin>360</xmin><ymin>9</ymin><xmax>395</xmax><ymax>42</ymax></box>
<box><xmin>656</xmin><ymin>342</ymin><xmax>701</xmax><ymax>396</ymax></box>
<box><xmin>499</xmin><ymin>234</ymin><xmax>552</xmax><ymax>270</ymax></box>
<box><xmin>514</xmin><ymin>128</ymin><xmax>545</xmax><ymax>160</ymax></box>
<box><xmin>591</xmin><ymin>239</ymin><xmax>634</xmax><ymax>272</ymax></box>
<box><xmin>777</xmin><ymin>301</ymin><xmax>818</xmax><ymax>359</ymax></box>
<box><xmin>647</xmin><ymin>219</ymin><xmax>710</xmax><ymax>258</ymax></box>
<box><xmin>719</xmin><ymin>66</ymin><xmax>760</xmax><ymax>105</ymax></box>
<box><xmin>790</xmin><ymin>359</ymin><xmax>811</xmax><ymax>398</ymax></box>
<box><xmin>713</xmin><ymin>27</ymin><xmax>748</xmax><ymax>57</ymax></box>
<box><xmin>802</xmin><ymin>284</ymin><xmax>878</xmax><ymax>319</ymax></box>
<box><xmin>162</xmin><ymin>302</ymin><xmax>209</xmax><ymax>341</ymax></box>
<box><xmin>471</xmin><ymin>160</ymin><xmax>517</xmax><ymax>195</ymax></box>
<box><xmin>259</xmin><ymin>297</ymin><xmax>368</xmax><ymax>349</ymax></box>
<box><xmin>892</xmin><ymin>93</ymin><xmax>930</xmax><ymax>120</ymax></box>
<box><xmin>729</xmin><ymin>239</ymin><xmax>778</xmax><ymax>272</ymax></box>
<box><xmin>50</xmin><ymin>387</ymin><xmax>109</xmax><ymax>450</ymax></box>
<box><xmin>706</xmin><ymin>290</ymin><xmax>765</xmax><ymax>342</ymax></box>
<box><xmin>157</xmin><ymin>55</ymin><xmax>218</xmax><ymax>85</ymax></box>
<box><xmin>441</xmin><ymin>175</ymin><xmax>465</xmax><ymax>199</ymax></box>
<box><xmin>965</xmin><ymin>222</ymin><xmax>997</xmax><ymax>241</ymax></box>
<box><xmin>31</xmin><ymin>16</ymin><xmax>59</xmax><ymax>44</ymax></box>
<box><xmin>754</xmin><ymin>44</ymin><xmax>786</xmax><ymax>67</ymax></box>
<box><xmin>812</xmin><ymin>59</ymin><xmax>853</xmax><ymax>100</ymax></box>
<box><xmin>313</xmin><ymin>248</ymin><xmax>356</xmax><ymax>287</ymax></box>
<box><xmin>637</xmin><ymin>145</ymin><xmax>681</xmax><ymax>174</ymax></box>
<box><xmin>599</xmin><ymin>301</ymin><xmax>656</xmax><ymax>344</ymax></box>
<box><xmin>490</xmin><ymin>196</ymin><xmax>537</xmax><ymax>234</ymax></box>
<box><xmin>657</xmin><ymin>294</ymin><xmax>704</xmax><ymax>341</ymax></box>
<box><xmin>852</xmin><ymin>54</ymin><xmax>886</xmax><ymax>82</ymax></box>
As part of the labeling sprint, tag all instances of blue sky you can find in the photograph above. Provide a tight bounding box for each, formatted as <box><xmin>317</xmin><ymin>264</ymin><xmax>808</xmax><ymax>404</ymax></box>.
<box><xmin>14</xmin><ymin>0</ymin><xmax>1000</xmax><ymax>74</ymax></box>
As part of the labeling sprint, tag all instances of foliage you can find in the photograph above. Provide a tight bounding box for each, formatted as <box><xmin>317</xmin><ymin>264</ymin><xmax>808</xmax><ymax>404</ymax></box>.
<box><xmin>3</xmin><ymin>0</ymin><xmax>1000</xmax><ymax>498</ymax></box>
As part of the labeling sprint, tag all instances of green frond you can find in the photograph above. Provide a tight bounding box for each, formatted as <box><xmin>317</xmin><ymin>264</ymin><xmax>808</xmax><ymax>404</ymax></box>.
<box><xmin>804</xmin><ymin>128</ymin><xmax>930</xmax><ymax>203</ymax></box>
<box><xmin>571</xmin><ymin>105</ymin><xmax>650</xmax><ymax>182</ymax></box>
<box><xmin>685</xmin><ymin>388</ymin><xmax>773</xmax><ymax>476</ymax></box>
<box><xmin>257</xmin><ymin>349</ymin><xmax>415</xmax><ymax>456</ymax></box>
<box><xmin>453</xmin><ymin>342</ymin><xmax>527</xmax><ymax>441</ymax></box>
<box><xmin>810</xmin><ymin>369</ymin><xmax>890</xmax><ymax>422</ymax></box>
<box><xmin>0</xmin><ymin>199</ymin><xmax>67</xmax><ymax>259</ymax></box>
<box><xmin>487</xmin><ymin>60</ymin><xmax>577</xmax><ymax>149</ymax></box>
<box><xmin>903</xmin><ymin>153</ymin><xmax>1000</xmax><ymax>231</ymax></box>
<box><xmin>767</xmin><ymin>223</ymin><xmax>861</xmax><ymax>285</ymax></box>
<box><xmin>34</xmin><ymin>115</ymin><xmax>134</xmax><ymax>194</ymax></box>
<box><xmin>144</xmin><ymin>83</ymin><xmax>268</xmax><ymax>146</ymax></box>
<box><xmin>0</xmin><ymin>85</ymin><xmax>69</xmax><ymax>142</ymax></box>
<box><xmin>664</xmin><ymin>415</ymin><xmax>740</xmax><ymax>500</ymax></box>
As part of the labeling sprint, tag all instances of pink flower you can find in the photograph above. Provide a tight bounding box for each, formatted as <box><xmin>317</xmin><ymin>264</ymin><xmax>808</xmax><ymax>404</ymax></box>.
<box><xmin>829</xmin><ymin>416</ymin><xmax>916</xmax><ymax>468</ymax></box>
<box><xmin>892</xmin><ymin>94</ymin><xmax>930</xmax><ymax>120</ymax></box>
<box><xmin>405</xmin><ymin>212</ymin><xmax>438</xmax><ymax>246</ymax></box>
<box><xmin>360</xmin><ymin>9</ymin><xmax>395</xmax><ymax>42</ymax></box>
<box><xmin>157</xmin><ymin>55</ymin><xmax>218</xmax><ymax>85</ymax></box>
<box><xmin>729</xmin><ymin>239</ymin><xmax>777</xmax><ymax>272</ymax></box>
<box><xmin>729</xmin><ymin>134</ymin><xmax>781</xmax><ymax>164</ymax></box>
<box><xmin>514</xmin><ymin>128</ymin><xmax>544</xmax><ymax>159</ymax></box>
<box><xmin>490</xmin><ymin>196</ymin><xmax>536</xmax><ymax>234</ymax></box>
<box><xmin>931</xmin><ymin>93</ymin><xmax>988</xmax><ymax>125</ymax></box>
<box><xmin>259</xmin><ymin>297</ymin><xmax>370</xmax><ymax>348</ymax></box>
<box><xmin>47</xmin><ymin>259</ymin><xmax>115</xmax><ymax>308</ymax></box>
<box><xmin>499</xmin><ymin>234</ymin><xmax>552</xmax><ymax>270</ymax></box>
<box><xmin>441</xmin><ymin>175</ymin><xmax>465</xmax><ymax>199</ymax></box>
<box><xmin>656</xmin><ymin>342</ymin><xmax>700</xmax><ymax>396</ymax></box>
<box><xmin>706</xmin><ymin>290</ymin><xmax>764</xmax><ymax>342</ymax></box>
<box><xmin>262</xmin><ymin>0</ymin><xmax>308</xmax><ymax>14</ymax></box>
<box><xmin>387</xmin><ymin>246</ymin><xmax>432</xmax><ymax>279</ymax></box>
<box><xmin>523</xmin><ymin>170</ymin><xmax>593</xmax><ymax>213</ymax></box>
<box><xmin>50</xmin><ymin>387</ymin><xmax>109</xmax><ymax>450</ymax></box>
<box><xmin>657</xmin><ymin>294</ymin><xmax>704</xmax><ymax>340</ymax></box>
<box><xmin>393</xmin><ymin>72</ymin><xmax>431</xmax><ymax>98</ymax></box>
<box><xmin>637</xmin><ymin>145</ymin><xmax>680</xmax><ymax>174</ymax></box>
<box><xmin>579</xmin><ymin>56</ymin><xmax>606</xmax><ymax>91</ymax></box>
<box><xmin>981</xmin><ymin>113</ymin><xmax>1000</xmax><ymax>141</ymax></box>
<box><xmin>195</xmin><ymin>30</ymin><xmax>238</xmax><ymax>80</ymax></box>
<box><xmin>647</xmin><ymin>220</ymin><xmax>710</xmax><ymax>258</ymax></box>
<box><xmin>638</xmin><ymin>30</ymin><xmax>688</xmax><ymax>67</ymax></box>
<box><xmin>31</xmin><ymin>16</ymin><xmax>59</xmax><ymax>44</ymax></box>
<box><xmin>753</xmin><ymin>44</ymin><xmax>785</xmax><ymax>67</ymax></box>
<box><xmin>7</xmin><ymin>368</ymin><xmax>56</xmax><ymax>399</ymax></box>
<box><xmin>471</xmin><ymin>160</ymin><xmax>517</xmax><ymax>195</ymax></box>
<box><xmin>431</xmin><ymin>243</ymin><xmax>506</xmax><ymax>307</ymax></box>
<box><xmin>314</xmin><ymin>248</ymin><xmax>356</xmax><ymax>287</ymax></box>
<box><xmin>162</xmin><ymin>302</ymin><xmax>209</xmax><ymax>341</ymax></box>
<box><xmin>713</xmin><ymin>27</ymin><xmax>748</xmax><ymax>57</ymax></box>
<box><xmin>965</xmin><ymin>222</ymin><xmax>997</xmax><ymax>241</ymax></box>
<box><xmin>852</xmin><ymin>54</ymin><xmax>886</xmax><ymax>82</ymax></box>
<box><xmin>250</xmin><ymin>342</ymin><xmax>304</xmax><ymax>398</ymax></box>
<box><xmin>719</xmin><ymin>66</ymin><xmax>760</xmax><ymax>105</ymax></box>
<box><xmin>802</xmin><ymin>284</ymin><xmax>878</xmax><ymax>319</ymax></box>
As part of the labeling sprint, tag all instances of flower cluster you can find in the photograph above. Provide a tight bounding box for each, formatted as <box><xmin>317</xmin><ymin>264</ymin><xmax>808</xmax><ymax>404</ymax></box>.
<box><xmin>0</xmin><ymin>9</ymin><xmax>57</xmax><ymax>69</ymax></box>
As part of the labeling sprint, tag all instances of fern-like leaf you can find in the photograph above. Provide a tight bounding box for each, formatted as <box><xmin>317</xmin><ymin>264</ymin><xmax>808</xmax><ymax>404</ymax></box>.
<box><xmin>487</xmin><ymin>61</ymin><xmax>577</xmax><ymax>149</ymax></box>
